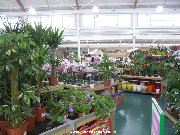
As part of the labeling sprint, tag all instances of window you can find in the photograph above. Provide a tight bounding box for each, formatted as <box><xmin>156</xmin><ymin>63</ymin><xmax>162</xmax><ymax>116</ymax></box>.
<box><xmin>138</xmin><ymin>14</ymin><xmax>150</xmax><ymax>27</ymax></box>
<box><xmin>118</xmin><ymin>14</ymin><xmax>132</xmax><ymax>27</ymax></box>
<box><xmin>82</xmin><ymin>15</ymin><xmax>94</xmax><ymax>27</ymax></box>
<box><xmin>40</xmin><ymin>16</ymin><xmax>51</xmax><ymax>27</ymax></box>
<box><xmin>95</xmin><ymin>15</ymin><xmax>117</xmax><ymax>27</ymax></box>
<box><xmin>52</xmin><ymin>16</ymin><xmax>63</xmax><ymax>28</ymax></box>
<box><xmin>150</xmin><ymin>14</ymin><xmax>174</xmax><ymax>26</ymax></box>
<box><xmin>28</xmin><ymin>16</ymin><xmax>41</xmax><ymax>27</ymax></box>
<box><xmin>62</xmin><ymin>15</ymin><xmax>75</xmax><ymax>28</ymax></box>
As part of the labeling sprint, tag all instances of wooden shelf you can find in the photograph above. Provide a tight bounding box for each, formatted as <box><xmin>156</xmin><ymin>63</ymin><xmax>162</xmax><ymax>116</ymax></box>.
<box><xmin>40</xmin><ymin>85</ymin><xmax>64</xmax><ymax>93</ymax></box>
<box><xmin>120</xmin><ymin>89</ymin><xmax>156</xmax><ymax>94</ymax></box>
<box><xmin>121</xmin><ymin>75</ymin><xmax>162</xmax><ymax>81</ymax></box>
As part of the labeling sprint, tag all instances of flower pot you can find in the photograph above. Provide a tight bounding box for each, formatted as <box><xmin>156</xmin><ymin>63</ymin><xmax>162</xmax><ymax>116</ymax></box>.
<box><xmin>77</xmin><ymin>112</ymin><xmax>85</xmax><ymax>118</ymax></box>
<box><xmin>172</xmin><ymin>111</ymin><xmax>179</xmax><ymax>119</ymax></box>
<box><xmin>25</xmin><ymin>115</ymin><xmax>35</xmax><ymax>132</ymax></box>
<box><xmin>136</xmin><ymin>85</ymin><xmax>141</xmax><ymax>91</ymax></box>
<box><xmin>118</xmin><ymin>84</ymin><xmax>122</xmax><ymax>89</ymax></box>
<box><xmin>90</xmin><ymin>83</ymin><xmax>94</xmax><ymax>88</ymax></box>
<box><xmin>141</xmin><ymin>86</ymin><xmax>147</xmax><ymax>92</ymax></box>
<box><xmin>111</xmin><ymin>78</ymin><xmax>115</xmax><ymax>85</ymax></box>
<box><xmin>48</xmin><ymin>76</ymin><xmax>58</xmax><ymax>86</ymax></box>
<box><xmin>35</xmin><ymin>107</ymin><xmax>46</xmax><ymax>122</ymax></box>
<box><xmin>122</xmin><ymin>83</ymin><xmax>127</xmax><ymax>90</ymax></box>
<box><xmin>127</xmin><ymin>84</ymin><xmax>133</xmax><ymax>91</ymax></box>
<box><xmin>133</xmin><ymin>84</ymin><xmax>137</xmax><ymax>91</ymax></box>
<box><xmin>147</xmin><ymin>85</ymin><xmax>153</xmax><ymax>93</ymax></box>
<box><xmin>104</xmin><ymin>79</ymin><xmax>111</xmax><ymax>87</ymax></box>
<box><xmin>0</xmin><ymin>120</ymin><xmax>9</xmax><ymax>135</ymax></box>
<box><xmin>90</xmin><ymin>108</ymin><xmax>96</xmax><ymax>113</ymax></box>
<box><xmin>6</xmin><ymin>123</ymin><xmax>27</xmax><ymax>135</ymax></box>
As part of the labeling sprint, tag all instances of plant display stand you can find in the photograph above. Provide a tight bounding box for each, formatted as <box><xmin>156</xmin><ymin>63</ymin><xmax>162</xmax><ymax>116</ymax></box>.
<box><xmin>120</xmin><ymin>75</ymin><xmax>163</xmax><ymax>94</ymax></box>
<box><xmin>74</xmin><ymin>109</ymin><xmax>115</xmax><ymax>135</ymax></box>
<box><xmin>40</xmin><ymin>85</ymin><xmax>64</xmax><ymax>93</ymax></box>
<box><xmin>27</xmin><ymin>120</ymin><xmax>70</xmax><ymax>135</ymax></box>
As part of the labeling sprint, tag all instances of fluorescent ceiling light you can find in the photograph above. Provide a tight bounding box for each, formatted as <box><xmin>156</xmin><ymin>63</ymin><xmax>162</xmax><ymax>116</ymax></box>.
<box><xmin>92</xmin><ymin>6</ymin><xmax>99</xmax><ymax>13</ymax></box>
<box><xmin>156</xmin><ymin>5</ymin><xmax>164</xmax><ymax>13</ymax></box>
<box><xmin>29</xmin><ymin>7</ymin><xmax>36</xmax><ymax>15</ymax></box>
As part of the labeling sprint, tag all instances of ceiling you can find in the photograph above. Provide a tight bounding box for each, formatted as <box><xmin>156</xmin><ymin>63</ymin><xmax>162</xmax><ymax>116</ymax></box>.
<box><xmin>0</xmin><ymin>0</ymin><xmax>180</xmax><ymax>12</ymax></box>
<box><xmin>0</xmin><ymin>0</ymin><xmax>180</xmax><ymax>52</ymax></box>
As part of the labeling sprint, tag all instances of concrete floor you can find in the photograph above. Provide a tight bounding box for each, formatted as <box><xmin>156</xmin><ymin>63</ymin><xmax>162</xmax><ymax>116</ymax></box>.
<box><xmin>115</xmin><ymin>93</ymin><xmax>175</xmax><ymax>135</ymax></box>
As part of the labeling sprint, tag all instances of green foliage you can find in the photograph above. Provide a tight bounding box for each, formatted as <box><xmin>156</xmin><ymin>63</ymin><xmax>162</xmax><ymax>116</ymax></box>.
<box><xmin>48</xmin><ymin>100</ymin><xmax>66</xmax><ymax>125</ymax></box>
<box><xmin>45</xmin><ymin>27</ymin><xmax>64</xmax><ymax>77</ymax></box>
<box><xmin>46</xmin><ymin>27</ymin><xmax>64</xmax><ymax>49</ymax></box>
<box><xmin>0</xmin><ymin>17</ymin><xmax>25</xmax><ymax>34</ymax></box>
<box><xmin>18</xmin><ymin>84</ymin><xmax>40</xmax><ymax>107</ymax></box>
<box><xmin>91</xmin><ymin>94</ymin><xmax>115</xmax><ymax>118</ymax></box>
<box><xmin>99</xmin><ymin>53</ymin><xmax>114</xmax><ymax>80</ymax></box>
<box><xmin>174</xmin><ymin>121</ymin><xmax>180</xmax><ymax>135</ymax></box>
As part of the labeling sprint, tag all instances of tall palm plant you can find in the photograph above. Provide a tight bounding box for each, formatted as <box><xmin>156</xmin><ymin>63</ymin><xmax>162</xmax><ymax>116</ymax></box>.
<box><xmin>46</xmin><ymin>27</ymin><xmax>64</xmax><ymax>85</ymax></box>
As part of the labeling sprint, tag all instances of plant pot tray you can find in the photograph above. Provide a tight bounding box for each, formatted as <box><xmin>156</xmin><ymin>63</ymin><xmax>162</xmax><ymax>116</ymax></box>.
<box><xmin>27</xmin><ymin>119</ymin><xmax>70</xmax><ymax>135</ymax></box>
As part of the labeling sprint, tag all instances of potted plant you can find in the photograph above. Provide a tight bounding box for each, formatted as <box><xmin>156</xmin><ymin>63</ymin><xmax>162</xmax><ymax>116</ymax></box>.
<box><xmin>47</xmin><ymin>100</ymin><xmax>66</xmax><ymax>125</ymax></box>
<box><xmin>27</xmin><ymin>23</ymin><xmax>50</xmax><ymax>122</ymax></box>
<box><xmin>3</xmin><ymin>103</ymin><xmax>28</xmax><ymax>135</ymax></box>
<box><xmin>0</xmin><ymin>18</ymin><xmax>38</xmax><ymax>134</ymax></box>
<box><xmin>91</xmin><ymin>94</ymin><xmax>115</xmax><ymax>119</ymax></box>
<box><xmin>46</xmin><ymin>27</ymin><xmax>64</xmax><ymax>86</ymax></box>
<box><xmin>99</xmin><ymin>53</ymin><xmax>114</xmax><ymax>87</ymax></box>
<box><xmin>19</xmin><ymin>84</ymin><xmax>40</xmax><ymax>132</ymax></box>
<box><xmin>73</xmin><ymin>91</ymin><xmax>92</xmax><ymax>117</ymax></box>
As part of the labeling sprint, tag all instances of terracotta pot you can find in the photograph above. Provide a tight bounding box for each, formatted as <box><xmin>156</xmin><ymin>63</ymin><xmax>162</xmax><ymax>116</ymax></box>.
<box><xmin>147</xmin><ymin>84</ymin><xmax>153</xmax><ymax>93</ymax></box>
<box><xmin>35</xmin><ymin>107</ymin><xmax>46</xmax><ymax>122</ymax></box>
<box><xmin>25</xmin><ymin>115</ymin><xmax>35</xmax><ymax>132</ymax></box>
<box><xmin>6</xmin><ymin>123</ymin><xmax>26</xmax><ymax>135</ymax></box>
<box><xmin>77</xmin><ymin>112</ymin><xmax>84</xmax><ymax>118</ymax></box>
<box><xmin>172</xmin><ymin>111</ymin><xmax>179</xmax><ymax>119</ymax></box>
<box><xmin>90</xmin><ymin>108</ymin><xmax>96</xmax><ymax>113</ymax></box>
<box><xmin>0</xmin><ymin>120</ymin><xmax>9</xmax><ymax>135</ymax></box>
<box><xmin>103</xmin><ymin>79</ymin><xmax>111</xmax><ymax>87</ymax></box>
<box><xmin>48</xmin><ymin>76</ymin><xmax>58</xmax><ymax>86</ymax></box>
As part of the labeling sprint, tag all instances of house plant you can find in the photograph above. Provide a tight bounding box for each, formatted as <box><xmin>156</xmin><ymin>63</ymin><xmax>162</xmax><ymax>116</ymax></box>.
<box><xmin>46</xmin><ymin>27</ymin><xmax>64</xmax><ymax>86</ymax></box>
<box><xmin>27</xmin><ymin>23</ymin><xmax>50</xmax><ymax>122</ymax></box>
<box><xmin>99</xmin><ymin>53</ymin><xmax>114</xmax><ymax>87</ymax></box>
<box><xmin>19</xmin><ymin>84</ymin><xmax>40</xmax><ymax>132</ymax></box>
<box><xmin>47</xmin><ymin>100</ymin><xmax>66</xmax><ymax>124</ymax></box>
<box><xmin>0</xmin><ymin>18</ymin><xmax>38</xmax><ymax>134</ymax></box>
<box><xmin>91</xmin><ymin>94</ymin><xmax>115</xmax><ymax>119</ymax></box>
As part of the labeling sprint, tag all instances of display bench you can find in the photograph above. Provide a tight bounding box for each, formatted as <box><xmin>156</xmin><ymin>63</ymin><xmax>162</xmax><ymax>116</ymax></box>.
<box><xmin>40</xmin><ymin>85</ymin><xmax>64</xmax><ymax>93</ymax></box>
<box><xmin>39</xmin><ymin>123</ymin><xmax>70</xmax><ymax>135</ymax></box>
<box><xmin>74</xmin><ymin>108</ymin><xmax>115</xmax><ymax>135</ymax></box>
<box><xmin>120</xmin><ymin>75</ymin><xmax>163</xmax><ymax>95</ymax></box>
<box><xmin>37</xmin><ymin>109</ymin><xmax>115</xmax><ymax>135</ymax></box>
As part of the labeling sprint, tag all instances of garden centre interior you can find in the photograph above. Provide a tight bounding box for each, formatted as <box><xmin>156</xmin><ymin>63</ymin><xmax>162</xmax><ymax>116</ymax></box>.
<box><xmin>0</xmin><ymin>0</ymin><xmax>180</xmax><ymax>135</ymax></box>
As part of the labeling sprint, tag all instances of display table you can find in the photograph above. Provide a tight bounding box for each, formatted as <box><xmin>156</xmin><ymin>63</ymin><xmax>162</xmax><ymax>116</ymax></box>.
<box><xmin>40</xmin><ymin>85</ymin><xmax>64</xmax><ymax>93</ymax></box>
<box><xmin>74</xmin><ymin>108</ymin><xmax>115</xmax><ymax>135</ymax></box>
<box><xmin>121</xmin><ymin>75</ymin><xmax>163</xmax><ymax>94</ymax></box>
<box><xmin>39</xmin><ymin>123</ymin><xmax>70</xmax><ymax>135</ymax></box>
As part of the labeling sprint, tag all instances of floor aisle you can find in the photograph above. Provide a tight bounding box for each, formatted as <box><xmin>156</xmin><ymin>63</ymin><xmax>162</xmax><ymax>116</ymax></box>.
<box><xmin>115</xmin><ymin>93</ymin><xmax>175</xmax><ymax>135</ymax></box>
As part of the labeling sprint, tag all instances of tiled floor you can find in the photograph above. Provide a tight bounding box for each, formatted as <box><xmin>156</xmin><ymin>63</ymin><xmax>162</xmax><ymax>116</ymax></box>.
<box><xmin>115</xmin><ymin>92</ymin><xmax>175</xmax><ymax>135</ymax></box>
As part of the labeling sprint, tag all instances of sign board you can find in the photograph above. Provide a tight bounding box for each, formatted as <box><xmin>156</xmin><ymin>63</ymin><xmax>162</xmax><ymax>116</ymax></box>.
<box><xmin>151</xmin><ymin>98</ymin><xmax>164</xmax><ymax>135</ymax></box>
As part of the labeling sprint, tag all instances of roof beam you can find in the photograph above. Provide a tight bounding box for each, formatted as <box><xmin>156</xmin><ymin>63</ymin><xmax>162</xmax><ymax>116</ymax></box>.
<box><xmin>134</xmin><ymin>0</ymin><xmax>138</xmax><ymax>9</ymax></box>
<box><xmin>75</xmin><ymin>0</ymin><xmax>80</xmax><ymax>10</ymax></box>
<box><xmin>16</xmin><ymin>0</ymin><xmax>25</xmax><ymax>12</ymax></box>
